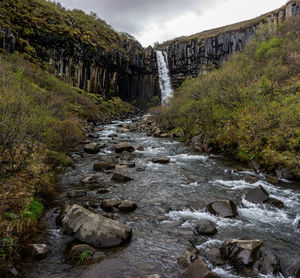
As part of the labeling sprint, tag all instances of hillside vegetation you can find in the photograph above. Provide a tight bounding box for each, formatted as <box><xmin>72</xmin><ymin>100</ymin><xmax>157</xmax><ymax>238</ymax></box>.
<box><xmin>0</xmin><ymin>53</ymin><xmax>133</xmax><ymax>272</ymax></box>
<box><xmin>154</xmin><ymin>18</ymin><xmax>300</xmax><ymax>178</ymax></box>
<box><xmin>0</xmin><ymin>0</ymin><xmax>136</xmax><ymax>53</ymax></box>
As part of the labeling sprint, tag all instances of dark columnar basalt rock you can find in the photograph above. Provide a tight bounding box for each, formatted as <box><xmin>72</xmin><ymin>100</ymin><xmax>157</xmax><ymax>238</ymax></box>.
<box><xmin>161</xmin><ymin>1</ymin><xmax>300</xmax><ymax>88</ymax></box>
<box><xmin>0</xmin><ymin>19</ymin><xmax>159</xmax><ymax>104</ymax></box>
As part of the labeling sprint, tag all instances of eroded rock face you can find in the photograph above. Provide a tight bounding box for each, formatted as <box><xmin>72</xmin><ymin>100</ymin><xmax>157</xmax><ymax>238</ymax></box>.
<box><xmin>206</xmin><ymin>199</ymin><xmax>238</xmax><ymax>218</ymax></box>
<box><xmin>220</xmin><ymin>239</ymin><xmax>263</xmax><ymax>266</ymax></box>
<box><xmin>61</xmin><ymin>204</ymin><xmax>132</xmax><ymax>248</ymax></box>
<box><xmin>180</xmin><ymin>258</ymin><xmax>219</xmax><ymax>278</ymax></box>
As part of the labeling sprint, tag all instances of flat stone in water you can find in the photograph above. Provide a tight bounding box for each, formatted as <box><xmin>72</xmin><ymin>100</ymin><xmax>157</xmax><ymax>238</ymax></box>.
<box><xmin>152</xmin><ymin>157</ymin><xmax>170</xmax><ymax>164</ymax></box>
<box><xmin>245</xmin><ymin>185</ymin><xmax>269</xmax><ymax>203</ymax></box>
<box><xmin>111</xmin><ymin>171</ymin><xmax>134</xmax><ymax>182</ymax></box>
<box><xmin>206</xmin><ymin>199</ymin><xmax>238</xmax><ymax>218</ymax></box>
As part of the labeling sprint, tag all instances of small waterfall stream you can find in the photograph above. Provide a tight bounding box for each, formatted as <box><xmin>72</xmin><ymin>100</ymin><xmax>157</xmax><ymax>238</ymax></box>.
<box><xmin>156</xmin><ymin>50</ymin><xmax>173</xmax><ymax>104</ymax></box>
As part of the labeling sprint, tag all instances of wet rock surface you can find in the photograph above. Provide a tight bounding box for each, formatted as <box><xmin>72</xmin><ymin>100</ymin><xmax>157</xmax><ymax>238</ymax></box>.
<box><xmin>151</xmin><ymin>157</ymin><xmax>170</xmax><ymax>164</ymax></box>
<box><xmin>61</xmin><ymin>204</ymin><xmax>132</xmax><ymax>248</ymax></box>
<box><xmin>177</xmin><ymin>249</ymin><xmax>199</xmax><ymax>268</ymax></box>
<box><xmin>195</xmin><ymin>220</ymin><xmax>217</xmax><ymax>236</ymax></box>
<box><xmin>26</xmin><ymin>244</ymin><xmax>50</xmax><ymax>261</ymax></box>
<box><xmin>220</xmin><ymin>239</ymin><xmax>263</xmax><ymax>266</ymax></box>
<box><xmin>111</xmin><ymin>171</ymin><xmax>134</xmax><ymax>182</ymax></box>
<box><xmin>245</xmin><ymin>185</ymin><xmax>269</xmax><ymax>203</ymax></box>
<box><xmin>206</xmin><ymin>199</ymin><xmax>238</xmax><ymax>218</ymax></box>
<box><xmin>115</xmin><ymin>142</ymin><xmax>135</xmax><ymax>153</ymax></box>
<box><xmin>180</xmin><ymin>258</ymin><xmax>219</xmax><ymax>278</ymax></box>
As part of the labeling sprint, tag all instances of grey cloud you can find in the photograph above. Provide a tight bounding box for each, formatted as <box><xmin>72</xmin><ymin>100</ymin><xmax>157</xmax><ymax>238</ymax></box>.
<box><xmin>59</xmin><ymin>0</ymin><xmax>225</xmax><ymax>34</ymax></box>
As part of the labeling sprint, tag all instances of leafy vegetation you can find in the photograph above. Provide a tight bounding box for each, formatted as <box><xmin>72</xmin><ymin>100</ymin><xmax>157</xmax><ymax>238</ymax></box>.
<box><xmin>23</xmin><ymin>200</ymin><xmax>44</xmax><ymax>221</ymax></box>
<box><xmin>79</xmin><ymin>249</ymin><xmax>92</xmax><ymax>263</ymax></box>
<box><xmin>155</xmin><ymin>18</ymin><xmax>300</xmax><ymax>177</ymax></box>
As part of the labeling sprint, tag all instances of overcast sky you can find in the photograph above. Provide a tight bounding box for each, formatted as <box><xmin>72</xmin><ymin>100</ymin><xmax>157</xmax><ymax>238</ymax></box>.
<box><xmin>57</xmin><ymin>0</ymin><xmax>288</xmax><ymax>46</ymax></box>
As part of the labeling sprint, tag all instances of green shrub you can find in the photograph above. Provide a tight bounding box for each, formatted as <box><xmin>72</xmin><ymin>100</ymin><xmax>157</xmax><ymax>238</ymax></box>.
<box><xmin>23</xmin><ymin>200</ymin><xmax>44</xmax><ymax>220</ymax></box>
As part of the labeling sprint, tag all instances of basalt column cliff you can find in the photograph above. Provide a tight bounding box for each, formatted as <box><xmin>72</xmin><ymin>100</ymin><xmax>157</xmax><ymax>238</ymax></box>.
<box><xmin>0</xmin><ymin>0</ymin><xmax>159</xmax><ymax>103</ymax></box>
<box><xmin>160</xmin><ymin>0</ymin><xmax>300</xmax><ymax>88</ymax></box>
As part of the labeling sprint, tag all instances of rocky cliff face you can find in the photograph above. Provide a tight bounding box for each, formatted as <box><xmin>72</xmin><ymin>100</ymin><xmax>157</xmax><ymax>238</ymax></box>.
<box><xmin>161</xmin><ymin>0</ymin><xmax>300</xmax><ymax>88</ymax></box>
<box><xmin>0</xmin><ymin>0</ymin><xmax>159</xmax><ymax>104</ymax></box>
<box><xmin>0</xmin><ymin>27</ymin><xmax>159</xmax><ymax>102</ymax></box>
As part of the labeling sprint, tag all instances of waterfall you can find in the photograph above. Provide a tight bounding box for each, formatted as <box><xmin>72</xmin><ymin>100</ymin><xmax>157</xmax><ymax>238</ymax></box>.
<box><xmin>156</xmin><ymin>50</ymin><xmax>173</xmax><ymax>104</ymax></box>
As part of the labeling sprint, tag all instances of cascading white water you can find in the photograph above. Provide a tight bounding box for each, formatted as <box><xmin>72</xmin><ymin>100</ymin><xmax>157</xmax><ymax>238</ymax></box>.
<box><xmin>156</xmin><ymin>50</ymin><xmax>173</xmax><ymax>104</ymax></box>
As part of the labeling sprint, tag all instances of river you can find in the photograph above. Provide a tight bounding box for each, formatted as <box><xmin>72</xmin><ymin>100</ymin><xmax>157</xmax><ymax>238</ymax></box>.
<box><xmin>27</xmin><ymin>118</ymin><xmax>300</xmax><ymax>278</ymax></box>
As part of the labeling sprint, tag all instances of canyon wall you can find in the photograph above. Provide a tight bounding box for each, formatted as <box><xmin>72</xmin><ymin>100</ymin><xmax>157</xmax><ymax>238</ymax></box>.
<box><xmin>0</xmin><ymin>27</ymin><xmax>159</xmax><ymax>103</ymax></box>
<box><xmin>161</xmin><ymin>1</ymin><xmax>300</xmax><ymax>88</ymax></box>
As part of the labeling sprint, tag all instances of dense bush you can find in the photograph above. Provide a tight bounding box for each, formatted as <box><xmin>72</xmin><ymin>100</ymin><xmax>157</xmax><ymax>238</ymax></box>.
<box><xmin>156</xmin><ymin>19</ymin><xmax>300</xmax><ymax>176</ymax></box>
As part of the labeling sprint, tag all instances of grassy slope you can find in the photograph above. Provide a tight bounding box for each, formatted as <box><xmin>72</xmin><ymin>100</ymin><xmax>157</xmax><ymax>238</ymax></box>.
<box><xmin>0</xmin><ymin>53</ymin><xmax>133</xmax><ymax>274</ymax></box>
<box><xmin>155</xmin><ymin>19</ymin><xmax>300</xmax><ymax>178</ymax></box>
<box><xmin>0</xmin><ymin>0</ymin><xmax>134</xmax><ymax>53</ymax></box>
<box><xmin>159</xmin><ymin>0</ymin><xmax>300</xmax><ymax>47</ymax></box>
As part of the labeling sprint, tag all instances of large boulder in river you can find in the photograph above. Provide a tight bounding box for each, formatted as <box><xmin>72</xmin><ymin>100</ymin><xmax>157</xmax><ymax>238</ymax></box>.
<box><xmin>177</xmin><ymin>249</ymin><xmax>199</xmax><ymax>268</ymax></box>
<box><xmin>253</xmin><ymin>249</ymin><xmax>281</xmax><ymax>275</ymax></box>
<box><xmin>245</xmin><ymin>185</ymin><xmax>284</xmax><ymax>208</ymax></box>
<box><xmin>93</xmin><ymin>158</ymin><xmax>116</xmax><ymax>172</ymax></box>
<box><xmin>181</xmin><ymin>258</ymin><xmax>219</xmax><ymax>278</ymax></box>
<box><xmin>245</xmin><ymin>185</ymin><xmax>269</xmax><ymax>203</ymax></box>
<box><xmin>207</xmin><ymin>248</ymin><xmax>225</xmax><ymax>266</ymax></box>
<box><xmin>220</xmin><ymin>239</ymin><xmax>263</xmax><ymax>266</ymax></box>
<box><xmin>111</xmin><ymin>171</ymin><xmax>134</xmax><ymax>182</ymax></box>
<box><xmin>151</xmin><ymin>157</ymin><xmax>170</xmax><ymax>164</ymax></box>
<box><xmin>118</xmin><ymin>200</ymin><xmax>137</xmax><ymax>212</ymax></box>
<box><xmin>264</xmin><ymin>197</ymin><xmax>284</xmax><ymax>208</ymax></box>
<box><xmin>61</xmin><ymin>205</ymin><xmax>132</xmax><ymax>248</ymax></box>
<box><xmin>84</xmin><ymin>143</ymin><xmax>105</xmax><ymax>154</ymax></box>
<box><xmin>195</xmin><ymin>219</ymin><xmax>217</xmax><ymax>236</ymax></box>
<box><xmin>280</xmin><ymin>258</ymin><xmax>300</xmax><ymax>278</ymax></box>
<box><xmin>206</xmin><ymin>199</ymin><xmax>238</xmax><ymax>218</ymax></box>
<box><xmin>115</xmin><ymin>142</ymin><xmax>135</xmax><ymax>153</ymax></box>
<box><xmin>101</xmin><ymin>199</ymin><xmax>121</xmax><ymax>211</ymax></box>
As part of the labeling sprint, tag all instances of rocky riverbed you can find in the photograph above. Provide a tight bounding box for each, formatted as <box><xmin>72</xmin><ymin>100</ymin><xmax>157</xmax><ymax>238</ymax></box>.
<box><xmin>24</xmin><ymin>117</ymin><xmax>300</xmax><ymax>278</ymax></box>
